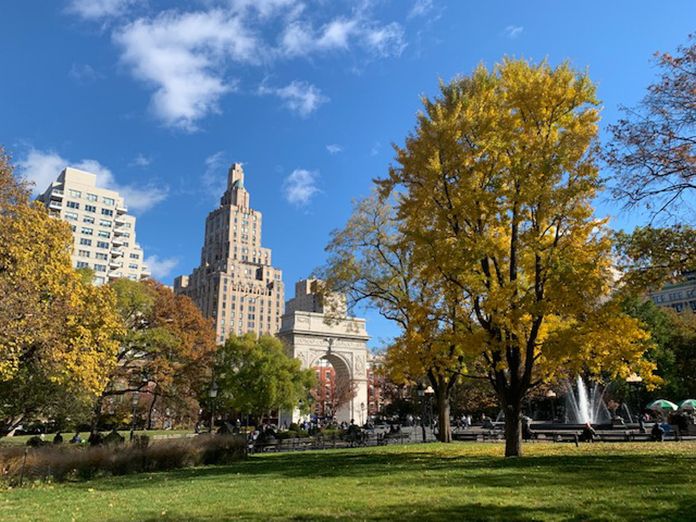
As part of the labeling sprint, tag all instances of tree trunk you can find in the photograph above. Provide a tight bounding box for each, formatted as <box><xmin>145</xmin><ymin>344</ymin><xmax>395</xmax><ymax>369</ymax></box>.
<box><xmin>90</xmin><ymin>395</ymin><xmax>105</xmax><ymax>432</ymax></box>
<box><xmin>437</xmin><ymin>390</ymin><xmax>452</xmax><ymax>443</ymax></box>
<box><xmin>504</xmin><ymin>400</ymin><xmax>522</xmax><ymax>457</ymax></box>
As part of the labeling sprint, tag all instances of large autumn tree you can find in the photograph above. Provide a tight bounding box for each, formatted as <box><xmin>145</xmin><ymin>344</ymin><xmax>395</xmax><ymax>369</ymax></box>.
<box><xmin>379</xmin><ymin>60</ymin><xmax>653</xmax><ymax>457</ymax></box>
<box><xmin>0</xmin><ymin>148</ymin><xmax>123</xmax><ymax>435</ymax></box>
<box><xmin>607</xmin><ymin>36</ymin><xmax>696</xmax><ymax>292</ymax></box>
<box><xmin>323</xmin><ymin>195</ymin><xmax>473</xmax><ymax>442</ymax></box>
<box><xmin>93</xmin><ymin>279</ymin><xmax>216</xmax><ymax>429</ymax></box>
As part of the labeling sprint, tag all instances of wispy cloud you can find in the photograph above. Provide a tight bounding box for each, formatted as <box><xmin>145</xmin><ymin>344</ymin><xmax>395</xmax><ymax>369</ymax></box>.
<box><xmin>16</xmin><ymin>148</ymin><xmax>167</xmax><ymax>213</ymax></box>
<box><xmin>259</xmin><ymin>80</ymin><xmax>328</xmax><ymax>117</ymax></box>
<box><xmin>408</xmin><ymin>0</ymin><xmax>434</xmax><ymax>19</ymax></box>
<box><xmin>67</xmin><ymin>0</ymin><xmax>137</xmax><ymax>21</ymax></box>
<box><xmin>130</xmin><ymin>153</ymin><xmax>151</xmax><ymax>167</ymax></box>
<box><xmin>144</xmin><ymin>255</ymin><xmax>178</xmax><ymax>279</ymax></box>
<box><xmin>66</xmin><ymin>2</ymin><xmax>410</xmax><ymax>130</ymax></box>
<box><xmin>283</xmin><ymin>169</ymin><xmax>320</xmax><ymax>206</ymax></box>
<box><xmin>370</xmin><ymin>141</ymin><xmax>382</xmax><ymax>156</ymax></box>
<box><xmin>504</xmin><ymin>25</ymin><xmax>524</xmax><ymax>39</ymax></box>
<box><xmin>68</xmin><ymin>63</ymin><xmax>103</xmax><ymax>84</ymax></box>
<box><xmin>326</xmin><ymin>144</ymin><xmax>343</xmax><ymax>155</ymax></box>
<box><xmin>201</xmin><ymin>151</ymin><xmax>228</xmax><ymax>199</ymax></box>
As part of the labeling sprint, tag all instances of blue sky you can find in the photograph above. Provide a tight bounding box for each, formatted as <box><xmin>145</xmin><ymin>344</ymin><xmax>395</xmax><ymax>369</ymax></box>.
<box><xmin>1</xmin><ymin>1</ymin><xmax>694</xmax><ymax>349</ymax></box>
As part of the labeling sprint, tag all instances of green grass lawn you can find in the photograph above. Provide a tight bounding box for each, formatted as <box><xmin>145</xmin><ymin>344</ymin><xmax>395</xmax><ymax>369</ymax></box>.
<box><xmin>2</xmin><ymin>442</ymin><xmax>696</xmax><ymax>521</ymax></box>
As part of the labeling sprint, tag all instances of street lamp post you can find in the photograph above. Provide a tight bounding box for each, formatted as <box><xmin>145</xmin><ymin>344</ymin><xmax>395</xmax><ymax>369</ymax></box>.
<box><xmin>208</xmin><ymin>380</ymin><xmax>219</xmax><ymax>434</ymax></box>
<box><xmin>546</xmin><ymin>389</ymin><xmax>557</xmax><ymax>422</ymax></box>
<box><xmin>360</xmin><ymin>402</ymin><xmax>366</xmax><ymax>426</ymax></box>
<box><xmin>417</xmin><ymin>384</ymin><xmax>426</xmax><ymax>443</ymax></box>
<box><xmin>626</xmin><ymin>373</ymin><xmax>643</xmax><ymax>423</ymax></box>
<box><xmin>424</xmin><ymin>385</ymin><xmax>435</xmax><ymax>437</ymax></box>
<box><xmin>130</xmin><ymin>391</ymin><xmax>139</xmax><ymax>442</ymax></box>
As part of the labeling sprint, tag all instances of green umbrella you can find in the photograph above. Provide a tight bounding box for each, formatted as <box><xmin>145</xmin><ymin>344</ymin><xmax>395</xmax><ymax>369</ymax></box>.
<box><xmin>678</xmin><ymin>399</ymin><xmax>696</xmax><ymax>411</ymax></box>
<box><xmin>647</xmin><ymin>399</ymin><xmax>678</xmax><ymax>412</ymax></box>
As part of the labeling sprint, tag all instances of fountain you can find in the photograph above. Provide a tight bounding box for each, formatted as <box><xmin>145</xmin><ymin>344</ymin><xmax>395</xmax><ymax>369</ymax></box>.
<box><xmin>565</xmin><ymin>376</ymin><xmax>611</xmax><ymax>425</ymax></box>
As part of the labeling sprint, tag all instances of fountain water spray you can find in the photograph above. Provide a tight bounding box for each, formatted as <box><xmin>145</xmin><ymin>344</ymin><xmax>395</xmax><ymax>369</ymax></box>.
<box><xmin>565</xmin><ymin>376</ymin><xmax>611</xmax><ymax>425</ymax></box>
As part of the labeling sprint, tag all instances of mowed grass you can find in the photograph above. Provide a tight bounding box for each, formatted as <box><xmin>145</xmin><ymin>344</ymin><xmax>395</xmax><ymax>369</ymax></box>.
<box><xmin>2</xmin><ymin>442</ymin><xmax>696</xmax><ymax>521</ymax></box>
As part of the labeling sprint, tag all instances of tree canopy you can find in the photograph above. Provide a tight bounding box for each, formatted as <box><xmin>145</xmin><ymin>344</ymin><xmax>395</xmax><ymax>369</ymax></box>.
<box><xmin>376</xmin><ymin>59</ymin><xmax>654</xmax><ymax>456</ymax></box>
<box><xmin>214</xmin><ymin>334</ymin><xmax>315</xmax><ymax>420</ymax></box>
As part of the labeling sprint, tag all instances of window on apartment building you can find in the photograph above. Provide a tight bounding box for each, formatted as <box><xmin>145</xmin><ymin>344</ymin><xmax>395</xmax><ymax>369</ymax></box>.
<box><xmin>79</xmin><ymin>238</ymin><xmax>92</xmax><ymax>246</ymax></box>
<box><xmin>97</xmin><ymin>241</ymin><xmax>109</xmax><ymax>249</ymax></box>
<box><xmin>76</xmin><ymin>261</ymin><xmax>89</xmax><ymax>269</ymax></box>
<box><xmin>81</xmin><ymin>227</ymin><xmax>93</xmax><ymax>235</ymax></box>
<box><xmin>129</xmin><ymin>263</ymin><xmax>138</xmax><ymax>270</ymax></box>
<box><xmin>103</xmin><ymin>197</ymin><xmax>115</xmax><ymax>206</ymax></box>
<box><xmin>66</xmin><ymin>201</ymin><xmax>79</xmax><ymax>209</ymax></box>
<box><xmin>99</xmin><ymin>219</ymin><xmax>112</xmax><ymax>227</ymax></box>
<box><xmin>70</xmin><ymin>225</ymin><xmax>76</xmax><ymax>232</ymax></box>
<box><xmin>94</xmin><ymin>276</ymin><xmax>105</xmax><ymax>284</ymax></box>
<box><xmin>101</xmin><ymin>208</ymin><xmax>113</xmax><ymax>216</ymax></box>
<box><xmin>94</xmin><ymin>264</ymin><xmax>106</xmax><ymax>272</ymax></box>
<box><xmin>85</xmin><ymin>205</ymin><xmax>97</xmax><ymax>213</ymax></box>
<box><xmin>69</xmin><ymin>189</ymin><xmax>81</xmax><ymax>198</ymax></box>
<box><xmin>128</xmin><ymin>274</ymin><xmax>138</xmax><ymax>280</ymax></box>
<box><xmin>86</xmin><ymin>193</ymin><xmax>98</xmax><ymax>202</ymax></box>
<box><xmin>65</xmin><ymin>212</ymin><xmax>78</xmax><ymax>221</ymax></box>
<box><xmin>95</xmin><ymin>253</ymin><xmax>108</xmax><ymax>260</ymax></box>
<box><xmin>83</xmin><ymin>216</ymin><xmax>95</xmax><ymax>224</ymax></box>
<box><xmin>130</xmin><ymin>253</ymin><xmax>139</xmax><ymax>259</ymax></box>
<box><xmin>78</xmin><ymin>250</ymin><xmax>90</xmax><ymax>258</ymax></box>
<box><xmin>98</xmin><ymin>231</ymin><xmax>110</xmax><ymax>238</ymax></box>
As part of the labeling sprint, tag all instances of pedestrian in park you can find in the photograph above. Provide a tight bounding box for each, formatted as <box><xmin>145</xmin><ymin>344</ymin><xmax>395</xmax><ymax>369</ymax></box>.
<box><xmin>69</xmin><ymin>432</ymin><xmax>82</xmax><ymax>444</ymax></box>
<box><xmin>52</xmin><ymin>432</ymin><xmax>63</xmax><ymax>444</ymax></box>
<box><xmin>651</xmin><ymin>422</ymin><xmax>665</xmax><ymax>442</ymax></box>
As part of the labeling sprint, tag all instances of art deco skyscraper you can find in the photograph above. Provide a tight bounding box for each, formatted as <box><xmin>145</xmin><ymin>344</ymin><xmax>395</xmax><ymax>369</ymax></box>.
<box><xmin>174</xmin><ymin>163</ymin><xmax>284</xmax><ymax>343</ymax></box>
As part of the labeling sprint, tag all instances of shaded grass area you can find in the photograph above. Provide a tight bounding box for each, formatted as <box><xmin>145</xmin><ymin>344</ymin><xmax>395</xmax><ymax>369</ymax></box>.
<box><xmin>3</xmin><ymin>442</ymin><xmax>696</xmax><ymax>521</ymax></box>
<box><xmin>0</xmin><ymin>430</ymin><xmax>195</xmax><ymax>447</ymax></box>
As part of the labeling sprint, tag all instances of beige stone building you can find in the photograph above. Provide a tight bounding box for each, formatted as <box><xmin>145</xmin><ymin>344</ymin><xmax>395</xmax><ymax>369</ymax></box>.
<box><xmin>174</xmin><ymin>163</ymin><xmax>284</xmax><ymax>343</ymax></box>
<box><xmin>37</xmin><ymin>167</ymin><xmax>149</xmax><ymax>285</ymax></box>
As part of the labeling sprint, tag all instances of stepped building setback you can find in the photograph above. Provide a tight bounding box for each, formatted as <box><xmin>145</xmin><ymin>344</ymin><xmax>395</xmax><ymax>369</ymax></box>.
<box><xmin>38</xmin><ymin>167</ymin><xmax>149</xmax><ymax>285</ymax></box>
<box><xmin>174</xmin><ymin>163</ymin><xmax>284</xmax><ymax>343</ymax></box>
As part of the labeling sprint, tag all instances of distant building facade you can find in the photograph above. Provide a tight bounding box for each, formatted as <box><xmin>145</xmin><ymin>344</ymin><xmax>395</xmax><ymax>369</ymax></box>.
<box><xmin>174</xmin><ymin>163</ymin><xmax>284</xmax><ymax>343</ymax></box>
<box><xmin>650</xmin><ymin>276</ymin><xmax>696</xmax><ymax>313</ymax></box>
<box><xmin>37</xmin><ymin>167</ymin><xmax>149</xmax><ymax>285</ymax></box>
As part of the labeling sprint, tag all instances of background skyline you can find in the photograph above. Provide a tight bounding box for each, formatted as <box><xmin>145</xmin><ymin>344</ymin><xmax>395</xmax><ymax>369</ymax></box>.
<box><xmin>2</xmin><ymin>0</ymin><xmax>694</xmax><ymax>349</ymax></box>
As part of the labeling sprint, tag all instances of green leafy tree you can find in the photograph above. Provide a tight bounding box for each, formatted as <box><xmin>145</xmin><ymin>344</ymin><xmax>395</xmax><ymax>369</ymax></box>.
<box><xmin>214</xmin><ymin>334</ymin><xmax>315</xmax><ymax>421</ymax></box>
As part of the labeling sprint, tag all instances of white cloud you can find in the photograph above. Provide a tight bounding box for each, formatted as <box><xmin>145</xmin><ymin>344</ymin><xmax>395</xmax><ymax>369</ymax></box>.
<box><xmin>202</xmin><ymin>151</ymin><xmax>228</xmax><ymax>198</ymax></box>
<box><xmin>69</xmin><ymin>63</ymin><xmax>102</xmax><ymax>83</ymax></box>
<box><xmin>67</xmin><ymin>0</ymin><xmax>137</xmax><ymax>20</ymax></box>
<box><xmin>69</xmin><ymin>3</ymin><xmax>410</xmax><ymax>129</ymax></box>
<box><xmin>144</xmin><ymin>255</ymin><xmax>178</xmax><ymax>279</ymax></box>
<box><xmin>16</xmin><ymin>148</ymin><xmax>167</xmax><ymax>213</ymax></box>
<box><xmin>131</xmin><ymin>153</ymin><xmax>151</xmax><ymax>167</ymax></box>
<box><xmin>260</xmin><ymin>80</ymin><xmax>328</xmax><ymax>117</ymax></box>
<box><xmin>113</xmin><ymin>9</ymin><xmax>259</xmax><ymax>131</ymax></box>
<box><xmin>326</xmin><ymin>144</ymin><xmax>343</xmax><ymax>154</ymax></box>
<box><xmin>504</xmin><ymin>25</ymin><xmax>523</xmax><ymax>39</ymax></box>
<box><xmin>283</xmin><ymin>168</ymin><xmax>320</xmax><ymax>206</ymax></box>
<box><xmin>408</xmin><ymin>0</ymin><xmax>434</xmax><ymax>19</ymax></box>
<box><xmin>370</xmin><ymin>141</ymin><xmax>382</xmax><ymax>156</ymax></box>
<box><xmin>278</xmin><ymin>15</ymin><xmax>405</xmax><ymax>58</ymax></box>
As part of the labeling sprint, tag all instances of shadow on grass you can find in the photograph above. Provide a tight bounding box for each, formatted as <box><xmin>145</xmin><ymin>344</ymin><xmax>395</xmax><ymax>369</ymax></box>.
<box><xmin>86</xmin><ymin>443</ymin><xmax>696</xmax><ymax>496</ymax></box>
<box><xmin>131</xmin><ymin>496</ymin><xmax>696</xmax><ymax>522</ymax></box>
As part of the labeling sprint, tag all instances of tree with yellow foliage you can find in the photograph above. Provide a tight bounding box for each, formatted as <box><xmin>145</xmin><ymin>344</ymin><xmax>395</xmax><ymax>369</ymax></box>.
<box><xmin>378</xmin><ymin>60</ymin><xmax>654</xmax><ymax>457</ymax></box>
<box><xmin>0</xmin><ymin>148</ymin><xmax>123</xmax><ymax>435</ymax></box>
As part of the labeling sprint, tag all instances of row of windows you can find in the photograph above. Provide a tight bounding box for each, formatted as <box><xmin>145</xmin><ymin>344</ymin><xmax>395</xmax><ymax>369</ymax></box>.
<box><xmin>79</xmin><ymin>238</ymin><xmax>111</xmax><ymax>249</ymax></box>
<box><xmin>65</xmin><ymin>212</ymin><xmax>114</xmax><ymax>228</ymax></box>
<box><xmin>78</xmin><ymin>250</ymin><xmax>109</xmax><ymax>260</ymax></box>
<box><xmin>67</xmin><ymin>189</ymin><xmax>116</xmax><ymax>206</ymax></box>
<box><xmin>65</xmin><ymin>201</ymin><xmax>114</xmax><ymax>216</ymax></box>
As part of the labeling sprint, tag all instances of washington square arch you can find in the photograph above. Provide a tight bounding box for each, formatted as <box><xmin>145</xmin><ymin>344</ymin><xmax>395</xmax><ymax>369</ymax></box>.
<box><xmin>278</xmin><ymin>279</ymin><xmax>369</xmax><ymax>425</ymax></box>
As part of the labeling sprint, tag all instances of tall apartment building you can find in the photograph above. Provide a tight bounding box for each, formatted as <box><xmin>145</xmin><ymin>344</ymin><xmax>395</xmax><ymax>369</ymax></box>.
<box><xmin>37</xmin><ymin>167</ymin><xmax>150</xmax><ymax>285</ymax></box>
<box><xmin>174</xmin><ymin>163</ymin><xmax>284</xmax><ymax>343</ymax></box>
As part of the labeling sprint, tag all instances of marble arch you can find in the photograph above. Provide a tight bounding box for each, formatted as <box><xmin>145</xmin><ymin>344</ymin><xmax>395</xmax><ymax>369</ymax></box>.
<box><xmin>278</xmin><ymin>280</ymin><xmax>369</xmax><ymax>425</ymax></box>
